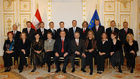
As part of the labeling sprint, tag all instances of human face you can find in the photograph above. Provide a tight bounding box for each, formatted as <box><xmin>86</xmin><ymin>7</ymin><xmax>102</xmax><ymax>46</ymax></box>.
<box><xmin>102</xmin><ymin>33</ymin><xmax>107</xmax><ymax>39</ymax></box>
<box><xmin>49</xmin><ymin>23</ymin><xmax>54</xmax><ymax>29</ymax></box>
<box><xmin>47</xmin><ymin>34</ymin><xmax>52</xmax><ymax>39</ymax></box>
<box><xmin>60</xmin><ymin>32</ymin><xmax>66</xmax><ymax>38</ymax></box>
<box><xmin>88</xmin><ymin>32</ymin><xmax>94</xmax><ymax>39</ymax></box>
<box><xmin>21</xmin><ymin>33</ymin><xmax>26</xmax><ymax>39</ymax></box>
<box><xmin>13</xmin><ymin>25</ymin><xmax>18</xmax><ymax>31</ymax></box>
<box><xmin>35</xmin><ymin>34</ymin><xmax>40</xmax><ymax>40</ymax></box>
<box><xmin>83</xmin><ymin>23</ymin><xmax>87</xmax><ymax>28</ymax></box>
<box><xmin>60</xmin><ymin>23</ymin><xmax>64</xmax><ymax>28</ymax></box>
<box><xmin>74</xmin><ymin>33</ymin><xmax>80</xmax><ymax>39</ymax></box>
<box><xmin>27</xmin><ymin>23</ymin><xmax>31</xmax><ymax>28</ymax></box>
<box><xmin>72</xmin><ymin>21</ymin><xmax>77</xmax><ymax>27</ymax></box>
<box><xmin>123</xmin><ymin>23</ymin><xmax>128</xmax><ymax>28</ymax></box>
<box><xmin>110</xmin><ymin>22</ymin><xmax>116</xmax><ymax>27</ymax></box>
<box><xmin>111</xmin><ymin>34</ymin><xmax>116</xmax><ymax>39</ymax></box>
<box><xmin>40</xmin><ymin>23</ymin><xmax>44</xmax><ymax>28</ymax></box>
<box><xmin>95</xmin><ymin>20</ymin><xmax>99</xmax><ymax>26</ymax></box>
<box><xmin>8</xmin><ymin>33</ymin><xmax>13</xmax><ymax>39</ymax></box>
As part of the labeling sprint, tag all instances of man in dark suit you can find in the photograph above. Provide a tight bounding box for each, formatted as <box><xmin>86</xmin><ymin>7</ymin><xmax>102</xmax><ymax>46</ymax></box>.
<box><xmin>106</xmin><ymin>20</ymin><xmax>119</xmax><ymax>40</ymax></box>
<box><xmin>119</xmin><ymin>21</ymin><xmax>134</xmax><ymax>44</ymax></box>
<box><xmin>22</xmin><ymin>21</ymin><xmax>35</xmax><ymax>42</ymax></box>
<box><xmin>57</xmin><ymin>21</ymin><xmax>69</xmax><ymax>39</ymax></box>
<box><xmin>81</xmin><ymin>21</ymin><xmax>90</xmax><ymax>40</ymax></box>
<box><xmin>48</xmin><ymin>21</ymin><xmax>57</xmax><ymax>39</ymax></box>
<box><xmin>92</xmin><ymin>20</ymin><xmax>105</xmax><ymax>42</ymax></box>
<box><xmin>11</xmin><ymin>24</ymin><xmax>21</xmax><ymax>64</ymax></box>
<box><xmin>70</xmin><ymin>32</ymin><xmax>86</xmax><ymax>73</ymax></box>
<box><xmin>37</xmin><ymin>22</ymin><xmax>48</xmax><ymax>41</ymax></box>
<box><xmin>69</xmin><ymin>20</ymin><xmax>81</xmax><ymax>40</ymax></box>
<box><xmin>54</xmin><ymin>31</ymin><xmax>69</xmax><ymax>73</ymax></box>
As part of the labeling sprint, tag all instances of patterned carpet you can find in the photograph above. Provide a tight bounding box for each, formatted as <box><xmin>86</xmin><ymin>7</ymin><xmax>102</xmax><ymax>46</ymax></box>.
<box><xmin>0</xmin><ymin>64</ymin><xmax>140</xmax><ymax>79</ymax></box>
<box><xmin>0</xmin><ymin>57</ymin><xmax>140</xmax><ymax>79</ymax></box>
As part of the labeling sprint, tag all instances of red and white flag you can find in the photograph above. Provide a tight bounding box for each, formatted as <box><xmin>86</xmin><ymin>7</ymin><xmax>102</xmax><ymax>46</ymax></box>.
<box><xmin>31</xmin><ymin>9</ymin><xmax>42</xmax><ymax>30</ymax></box>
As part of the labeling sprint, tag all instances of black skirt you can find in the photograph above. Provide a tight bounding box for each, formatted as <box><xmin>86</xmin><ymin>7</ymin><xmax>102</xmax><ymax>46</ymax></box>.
<box><xmin>110</xmin><ymin>51</ymin><xmax>124</xmax><ymax>68</ymax></box>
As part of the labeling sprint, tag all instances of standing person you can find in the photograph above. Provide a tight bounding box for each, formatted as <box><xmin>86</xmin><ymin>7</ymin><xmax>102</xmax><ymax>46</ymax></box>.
<box><xmin>69</xmin><ymin>20</ymin><xmax>81</xmax><ymax>40</ymax></box>
<box><xmin>3</xmin><ymin>32</ymin><xmax>15</xmax><ymax>72</ymax></box>
<box><xmin>81</xmin><ymin>21</ymin><xmax>90</xmax><ymax>40</ymax></box>
<box><xmin>96</xmin><ymin>33</ymin><xmax>111</xmax><ymax>74</ymax></box>
<box><xmin>22</xmin><ymin>21</ymin><xmax>35</xmax><ymax>42</ymax></box>
<box><xmin>11</xmin><ymin>24</ymin><xmax>21</xmax><ymax>64</ymax></box>
<box><xmin>70</xmin><ymin>32</ymin><xmax>86</xmax><ymax>73</ymax></box>
<box><xmin>54</xmin><ymin>31</ymin><xmax>69</xmax><ymax>73</ymax></box>
<box><xmin>106</xmin><ymin>20</ymin><xmax>119</xmax><ymax>40</ymax></box>
<box><xmin>18</xmin><ymin>32</ymin><xmax>31</xmax><ymax>73</ymax></box>
<box><xmin>48</xmin><ymin>21</ymin><xmax>57</xmax><ymax>39</ymax></box>
<box><xmin>119</xmin><ymin>21</ymin><xmax>133</xmax><ymax>44</ymax></box>
<box><xmin>84</xmin><ymin>30</ymin><xmax>97</xmax><ymax>75</ymax></box>
<box><xmin>57</xmin><ymin>21</ymin><xmax>69</xmax><ymax>39</ymax></box>
<box><xmin>44</xmin><ymin>32</ymin><xmax>55</xmax><ymax>72</ymax></box>
<box><xmin>110</xmin><ymin>33</ymin><xmax>123</xmax><ymax>73</ymax></box>
<box><xmin>31</xmin><ymin>33</ymin><xmax>44</xmax><ymax>72</ymax></box>
<box><xmin>92</xmin><ymin>19</ymin><xmax>105</xmax><ymax>42</ymax></box>
<box><xmin>37</xmin><ymin>22</ymin><xmax>48</xmax><ymax>41</ymax></box>
<box><xmin>124</xmin><ymin>33</ymin><xmax>139</xmax><ymax>73</ymax></box>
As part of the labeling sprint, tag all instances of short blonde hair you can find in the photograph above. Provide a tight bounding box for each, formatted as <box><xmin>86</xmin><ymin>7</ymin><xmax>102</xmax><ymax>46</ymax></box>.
<box><xmin>126</xmin><ymin>33</ymin><xmax>134</xmax><ymax>42</ymax></box>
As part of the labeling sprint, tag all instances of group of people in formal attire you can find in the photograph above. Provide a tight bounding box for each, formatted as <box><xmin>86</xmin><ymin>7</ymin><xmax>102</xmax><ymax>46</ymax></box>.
<box><xmin>3</xmin><ymin>19</ymin><xmax>139</xmax><ymax>75</ymax></box>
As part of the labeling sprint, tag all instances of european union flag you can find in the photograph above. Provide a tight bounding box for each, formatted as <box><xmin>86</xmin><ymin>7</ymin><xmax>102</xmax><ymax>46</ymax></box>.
<box><xmin>88</xmin><ymin>9</ymin><xmax>101</xmax><ymax>29</ymax></box>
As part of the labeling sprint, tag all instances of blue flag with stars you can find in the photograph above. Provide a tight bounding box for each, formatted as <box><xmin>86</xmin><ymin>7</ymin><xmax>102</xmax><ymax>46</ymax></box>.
<box><xmin>88</xmin><ymin>9</ymin><xmax>101</xmax><ymax>29</ymax></box>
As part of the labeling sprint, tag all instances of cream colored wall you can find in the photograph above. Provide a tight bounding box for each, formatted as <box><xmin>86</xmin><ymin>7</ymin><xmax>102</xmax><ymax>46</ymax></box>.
<box><xmin>0</xmin><ymin>0</ymin><xmax>139</xmax><ymax>56</ymax></box>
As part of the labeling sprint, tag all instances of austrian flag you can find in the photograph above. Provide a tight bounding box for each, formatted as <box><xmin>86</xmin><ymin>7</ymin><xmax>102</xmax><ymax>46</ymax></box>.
<box><xmin>32</xmin><ymin>9</ymin><xmax>42</xmax><ymax>30</ymax></box>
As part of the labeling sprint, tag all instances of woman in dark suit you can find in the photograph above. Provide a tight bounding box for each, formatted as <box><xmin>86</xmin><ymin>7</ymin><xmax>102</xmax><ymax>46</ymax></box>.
<box><xmin>84</xmin><ymin>30</ymin><xmax>97</xmax><ymax>75</ymax></box>
<box><xmin>18</xmin><ymin>32</ymin><xmax>31</xmax><ymax>73</ymax></box>
<box><xmin>96</xmin><ymin>32</ymin><xmax>111</xmax><ymax>74</ymax></box>
<box><xmin>124</xmin><ymin>33</ymin><xmax>139</xmax><ymax>73</ymax></box>
<box><xmin>3</xmin><ymin>32</ymin><xmax>15</xmax><ymax>72</ymax></box>
<box><xmin>31</xmin><ymin>33</ymin><xmax>44</xmax><ymax>72</ymax></box>
<box><xmin>110</xmin><ymin>32</ymin><xmax>123</xmax><ymax>73</ymax></box>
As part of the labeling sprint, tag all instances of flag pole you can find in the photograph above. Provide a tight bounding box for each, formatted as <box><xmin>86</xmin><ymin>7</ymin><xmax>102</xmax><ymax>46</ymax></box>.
<box><xmin>36</xmin><ymin>0</ymin><xmax>39</xmax><ymax>10</ymax></box>
<box><xmin>96</xmin><ymin>0</ymin><xmax>98</xmax><ymax>10</ymax></box>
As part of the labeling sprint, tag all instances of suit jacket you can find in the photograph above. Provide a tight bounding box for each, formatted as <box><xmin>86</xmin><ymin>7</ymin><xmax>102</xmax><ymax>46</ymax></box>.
<box><xmin>119</xmin><ymin>28</ymin><xmax>133</xmax><ymax>44</ymax></box>
<box><xmin>53</xmin><ymin>38</ymin><xmax>69</xmax><ymax>55</ymax></box>
<box><xmin>44</xmin><ymin>39</ymin><xmax>55</xmax><ymax>51</ymax></box>
<box><xmin>97</xmin><ymin>40</ymin><xmax>111</xmax><ymax>56</ymax></box>
<box><xmin>11</xmin><ymin>30</ymin><xmax>21</xmax><ymax>41</ymax></box>
<box><xmin>92</xmin><ymin>26</ymin><xmax>105</xmax><ymax>41</ymax></box>
<box><xmin>37</xmin><ymin>28</ymin><xmax>48</xmax><ymax>40</ymax></box>
<box><xmin>80</xmin><ymin>28</ymin><xmax>90</xmax><ymax>40</ymax></box>
<box><xmin>106</xmin><ymin>27</ymin><xmax>119</xmax><ymax>39</ymax></box>
<box><xmin>70</xmin><ymin>39</ymin><xmax>85</xmax><ymax>55</ymax></box>
<box><xmin>48</xmin><ymin>29</ymin><xmax>57</xmax><ymax>39</ymax></box>
<box><xmin>18</xmin><ymin>39</ymin><xmax>31</xmax><ymax>56</ymax></box>
<box><xmin>22</xmin><ymin>28</ymin><xmax>35</xmax><ymax>41</ymax></box>
<box><xmin>68</xmin><ymin>27</ymin><xmax>81</xmax><ymax>40</ymax></box>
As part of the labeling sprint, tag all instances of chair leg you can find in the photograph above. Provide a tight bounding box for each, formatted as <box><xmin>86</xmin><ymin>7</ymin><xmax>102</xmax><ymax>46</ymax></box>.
<box><xmin>12</xmin><ymin>57</ymin><xmax>15</xmax><ymax>69</ymax></box>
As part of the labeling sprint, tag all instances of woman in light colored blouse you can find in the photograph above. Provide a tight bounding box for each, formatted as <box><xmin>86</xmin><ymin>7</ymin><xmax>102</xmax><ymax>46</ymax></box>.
<box><xmin>44</xmin><ymin>32</ymin><xmax>55</xmax><ymax>72</ymax></box>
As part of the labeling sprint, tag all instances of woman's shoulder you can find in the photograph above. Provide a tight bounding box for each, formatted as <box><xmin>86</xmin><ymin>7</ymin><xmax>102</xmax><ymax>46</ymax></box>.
<box><xmin>133</xmin><ymin>40</ymin><xmax>138</xmax><ymax>44</ymax></box>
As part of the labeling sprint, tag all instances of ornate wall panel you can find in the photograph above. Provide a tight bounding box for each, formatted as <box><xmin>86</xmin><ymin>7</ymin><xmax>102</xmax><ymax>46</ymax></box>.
<box><xmin>104</xmin><ymin>14</ymin><xmax>115</xmax><ymax>28</ymax></box>
<box><xmin>20</xmin><ymin>0</ymin><xmax>31</xmax><ymax>12</ymax></box>
<box><xmin>20</xmin><ymin>14</ymin><xmax>31</xmax><ymax>31</ymax></box>
<box><xmin>3</xmin><ymin>13</ymin><xmax>15</xmax><ymax>36</ymax></box>
<box><xmin>104</xmin><ymin>0</ymin><xmax>115</xmax><ymax>12</ymax></box>
<box><xmin>3</xmin><ymin>0</ymin><xmax>15</xmax><ymax>12</ymax></box>
<box><xmin>120</xmin><ymin>14</ymin><xmax>130</xmax><ymax>27</ymax></box>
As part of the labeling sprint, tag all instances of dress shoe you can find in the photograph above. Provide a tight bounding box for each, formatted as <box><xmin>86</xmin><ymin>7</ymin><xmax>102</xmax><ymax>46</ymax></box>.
<box><xmin>71</xmin><ymin>68</ymin><xmax>75</xmax><ymax>72</ymax></box>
